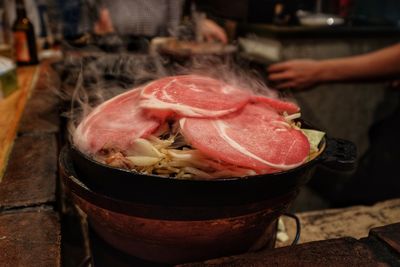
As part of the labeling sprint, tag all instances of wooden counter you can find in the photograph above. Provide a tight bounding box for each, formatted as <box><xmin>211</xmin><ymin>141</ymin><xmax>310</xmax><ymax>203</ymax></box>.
<box><xmin>0</xmin><ymin>66</ymin><xmax>40</xmax><ymax>180</ymax></box>
<box><xmin>0</xmin><ymin>61</ymin><xmax>61</xmax><ymax>267</ymax></box>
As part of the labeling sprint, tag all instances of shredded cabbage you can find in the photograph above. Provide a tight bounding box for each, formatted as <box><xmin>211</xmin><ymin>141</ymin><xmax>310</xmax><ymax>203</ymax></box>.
<box><xmin>95</xmin><ymin>121</ymin><xmax>326</xmax><ymax>180</ymax></box>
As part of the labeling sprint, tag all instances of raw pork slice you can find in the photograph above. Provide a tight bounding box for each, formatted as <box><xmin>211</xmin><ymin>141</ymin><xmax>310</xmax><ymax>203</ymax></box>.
<box><xmin>140</xmin><ymin>75</ymin><xmax>251</xmax><ymax>118</ymax></box>
<box><xmin>180</xmin><ymin>103</ymin><xmax>310</xmax><ymax>172</ymax></box>
<box><xmin>251</xmin><ymin>95</ymin><xmax>300</xmax><ymax>115</ymax></box>
<box><xmin>73</xmin><ymin>89</ymin><xmax>160</xmax><ymax>154</ymax></box>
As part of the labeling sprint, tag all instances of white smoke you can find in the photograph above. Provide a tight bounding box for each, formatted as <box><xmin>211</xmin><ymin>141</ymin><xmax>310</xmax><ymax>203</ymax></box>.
<box><xmin>56</xmin><ymin>49</ymin><xmax>295</xmax><ymax>147</ymax></box>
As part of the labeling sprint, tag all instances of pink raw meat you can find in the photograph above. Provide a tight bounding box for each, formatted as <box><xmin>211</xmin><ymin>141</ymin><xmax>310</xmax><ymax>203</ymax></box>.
<box><xmin>73</xmin><ymin>88</ymin><xmax>160</xmax><ymax>154</ymax></box>
<box><xmin>140</xmin><ymin>75</ymin><xmax>251</xmax><ymax>118</ymax></box>
<box><xmin>251</xmin><ymin>95</ymin><xmax>300</xmax><ymax>115</ymax></box>
<box><xmin>180</xmin><ymin>103</ymin><xmax>310</xmax><ymax>172</ymax></box>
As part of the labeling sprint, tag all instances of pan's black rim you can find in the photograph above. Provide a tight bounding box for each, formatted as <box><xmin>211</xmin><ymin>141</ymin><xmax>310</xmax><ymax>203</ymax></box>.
<box><xmin>61</xmin><ymin>147</ymin><xmax>299</xmax><ymax>219</ymax></box>
<box><xmin>70</xmin><ymin>136</ymin><xmax>325</xmax><ymax>184</ymax></box>
<box><xmin>69</xmin><ymin>118</ymin><xmax>327</xmax><ymax>183</ymax></box>
<box><xmin>61</xmin><ymin>144</ymin><xmax>307</xmax><ymax>212</ymax></box>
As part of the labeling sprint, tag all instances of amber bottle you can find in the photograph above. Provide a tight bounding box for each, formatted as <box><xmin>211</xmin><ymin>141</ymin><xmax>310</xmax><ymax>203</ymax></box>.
<box><xmin>12</xmin><ymin>0</ymin><xmax>38</xmax><ymax>65</ymax></box>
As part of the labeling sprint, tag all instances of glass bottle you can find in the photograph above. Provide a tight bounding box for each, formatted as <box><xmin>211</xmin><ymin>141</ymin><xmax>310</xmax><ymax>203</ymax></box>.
<box><xmin>12</xmin><ymin>0</ymin><xmax>38</xmax><ymax>65</ymax></box>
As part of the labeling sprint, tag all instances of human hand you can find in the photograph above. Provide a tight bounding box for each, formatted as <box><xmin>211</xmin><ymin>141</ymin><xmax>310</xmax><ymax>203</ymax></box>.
<box><xmin>199</xmin><ymin>19</ymin><xmax>228</xmax><ymax>44</ymax></box>
<box><xmin>267</xmin><ymin>59</ymin><xmax>323</xmax><ymax>90</ymax></box>
<box><xmin>94</xmin><ymin>8</ymin><xmax>115</xmax><ymax>35</ymax></box>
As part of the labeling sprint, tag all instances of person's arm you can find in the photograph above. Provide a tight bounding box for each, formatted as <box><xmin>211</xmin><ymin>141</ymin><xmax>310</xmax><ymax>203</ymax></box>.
<box><xmin>181</xmin><ymin>0</ymin><xmax>227</xmax><ymax>43</ymax></box>
<box><xmin>267</xmin><ymin>43</ymin><xmax>400</xmax><ymax>89</ymax></box>
<box><xmin>198</xmin><ymin>18</ymin><xmax>227</xmax><ymax>44</ymax></box>
<box><xmin>93</xmin><ymin>7</ymin><xmax>114</xmax><ymax>35</ymax></box>
<box><xmin>320</xmin><ymin>43</ymin><xmax>400</xmax><ymax>81</ymax></box>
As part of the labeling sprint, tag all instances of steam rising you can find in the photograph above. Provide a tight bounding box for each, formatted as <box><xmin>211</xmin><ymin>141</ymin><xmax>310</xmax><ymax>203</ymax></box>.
<box><xmin>60</xmin><ymin>52</ymin><xmax>295</xmax><ymax>146</ymax></box>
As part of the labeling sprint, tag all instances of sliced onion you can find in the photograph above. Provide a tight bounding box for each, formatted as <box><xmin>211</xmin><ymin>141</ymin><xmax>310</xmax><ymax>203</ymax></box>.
<box><xmin>284</xmin><ymin>112</ymin><xmax>301</xmax><ymax>121</ymax></box>
<box><xmin>126</xmin><ymin>156</ymin><xmax>161</xmax><ymax>166</ymax></box>
<box><xmin>127</xmin><ymin>138</ymin><xmax>162</xmax><ymax>158</ymax></box>
<box><xmin>181</xmin><ymin>167</ymin><xmax>213</xmax><ymax>179</ymax></box>
<box><xmin>148</xmin><ymin>135</ymin><xmax>174</xmax><ymax>149</ymax></box>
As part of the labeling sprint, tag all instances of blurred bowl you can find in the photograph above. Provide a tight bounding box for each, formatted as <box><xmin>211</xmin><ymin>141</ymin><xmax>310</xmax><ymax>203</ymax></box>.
<box><xmin>298</xmin><ymin>12</ymin><xmax>345</xmax><ymax>27</ymax></box>
<box><xmin>151</xmin><ymin>37</ymin><xmax>237</xmax><ymax>58</ymax></box>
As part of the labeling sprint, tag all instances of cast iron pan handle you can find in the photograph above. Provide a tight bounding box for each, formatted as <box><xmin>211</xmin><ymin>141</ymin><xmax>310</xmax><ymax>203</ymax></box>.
<box><xmin>282</xmin><ymin>213</ymin><xmax>301</xmax><ymax>246</ymax></box>
<box><xmin>320</xmin><ymin>138</ymin><xmax>357</xmax><ymax>171</ymax></box>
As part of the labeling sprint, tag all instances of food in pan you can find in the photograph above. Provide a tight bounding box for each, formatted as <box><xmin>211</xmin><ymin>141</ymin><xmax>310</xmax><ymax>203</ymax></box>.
<box><xmin>73</xmin><ymin>75</ymin><xmax>324</xmax><ymax>179</ymax></box>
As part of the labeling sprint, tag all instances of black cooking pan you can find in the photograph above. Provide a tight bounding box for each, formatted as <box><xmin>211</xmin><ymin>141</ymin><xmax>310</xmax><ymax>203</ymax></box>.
<box><xmin>67</xmin><ymin>122</ymin><xmax>356</xmax><ymax>207</ymax></box>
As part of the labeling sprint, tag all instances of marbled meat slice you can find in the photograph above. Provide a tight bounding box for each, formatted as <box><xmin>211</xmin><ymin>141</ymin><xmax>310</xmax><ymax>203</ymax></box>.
<box><xmin>251</xmin><ymin>95</ymin><xmax>300</xmax><ymax>115</ymax></box>
<box><xmin>180</xmin><ymin>103</ymin><xmax>310</xmax><ymax>172</ymax></box>
<box><xmin>73</xmin><ymin>88</ymin><xmax>160</xmax><ymax>154</ymax></box>
<box><xmin>140</xmin><ymin>75</ymin><xmax>251</xmax><ymax>118</ymax></box>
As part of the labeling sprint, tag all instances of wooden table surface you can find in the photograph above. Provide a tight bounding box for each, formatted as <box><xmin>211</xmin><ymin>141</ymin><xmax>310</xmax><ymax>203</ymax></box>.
<box><xmin>0</xmin><ymin>60</ymin><xmax>61</xmax><ymax>267</ymax></box>
<box><xmin>0</xmin><ymin>66</ymin><xmax>40</xmax><ymax>180</ymax></box>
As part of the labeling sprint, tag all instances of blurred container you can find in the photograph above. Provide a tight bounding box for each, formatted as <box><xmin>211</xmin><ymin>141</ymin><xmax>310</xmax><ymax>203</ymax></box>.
<box><xmin>0</xmin><ymin>2</ymin><xmax>17</xmax><ymax>100</ymax></box>
<box><xmin>0</xmin><ymin>55</ymin><xmax>18</xmax><ymax>100</ymax></box>
<box><xmin>0</xmin><ymin>2</ymin><xmax>14</xmax><ymax>60</ymax></box>
<box><xmin>12</xmin><ymin>0</ymin><xmax>39</xmax><ymax>66</ymax></box>
<box><xmin>0</xmin><ymin>42</ymin><xmax>12</xmax><ymax>58</ymax></box>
